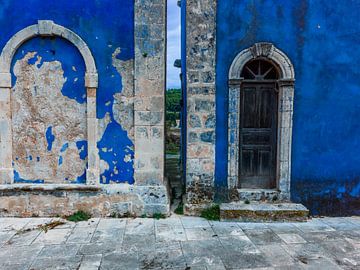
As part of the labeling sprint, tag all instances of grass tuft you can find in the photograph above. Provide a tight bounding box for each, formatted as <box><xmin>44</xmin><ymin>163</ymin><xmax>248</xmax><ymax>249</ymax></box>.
<box><xmin>152</xmin><ymin>213</ymin><xmax>166</xmax><ymax>220</ymax></box>
<box><xmin>200</xmin><ymin>204</ymin><xmax>220</xmax><ymax>221</ymax></box>
<box><xmin>66</xmin><ymin>211</ymin><xmax>91</xmax><ymax>222</ymax></box>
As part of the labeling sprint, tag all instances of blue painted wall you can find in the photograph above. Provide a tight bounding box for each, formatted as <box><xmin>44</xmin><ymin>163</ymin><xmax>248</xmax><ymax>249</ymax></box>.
<box><xmin>216</xmin><ymin>0</ymin><xmax>360</xmax><ymax>215</ymax></box>
<box><xmin>0</xmin><ymin>0</ymin><xmax>135</xmax><ymax>184</ymax></box>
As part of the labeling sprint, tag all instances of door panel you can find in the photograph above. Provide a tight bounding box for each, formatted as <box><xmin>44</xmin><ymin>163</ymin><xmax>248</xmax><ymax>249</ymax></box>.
<box><xmin>239</xmin><ymin>83</ymin><xmax>277</xmax><ymax>189</ymax></box>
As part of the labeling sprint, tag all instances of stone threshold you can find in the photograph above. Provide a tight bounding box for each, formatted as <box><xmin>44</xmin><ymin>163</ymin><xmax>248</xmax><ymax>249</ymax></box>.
<box><xmin>220</xmin><ymin>201</ymin><xmax>309</xmax><ymax>222</ymax></box>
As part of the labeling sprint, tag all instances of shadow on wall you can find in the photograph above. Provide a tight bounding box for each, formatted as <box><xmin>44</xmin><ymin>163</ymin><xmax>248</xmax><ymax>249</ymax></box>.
<box><xmin>292</xmin><ymin>178</ymin><xmax>360</xmax><ymax>216</ymax></box>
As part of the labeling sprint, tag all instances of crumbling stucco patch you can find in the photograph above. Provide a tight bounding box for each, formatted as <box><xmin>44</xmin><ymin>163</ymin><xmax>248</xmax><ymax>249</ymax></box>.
<box><xmin>11</xmin><ymin>52</ymin><xmax>87</xmax><ymax>184</ymax></box>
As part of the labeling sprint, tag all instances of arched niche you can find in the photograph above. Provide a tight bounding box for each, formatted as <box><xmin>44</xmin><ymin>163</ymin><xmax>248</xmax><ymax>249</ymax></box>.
<box><xmin>0</xmin><ymin>20</ymin><xmax>99</xmax><ymax>185</ymax></box>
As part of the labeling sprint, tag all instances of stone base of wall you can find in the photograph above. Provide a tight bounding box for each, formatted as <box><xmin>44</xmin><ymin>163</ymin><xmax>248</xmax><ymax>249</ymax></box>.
<box><xmin>184</xmin><ymin>202</ymin><xmax>212</xmax><ymax>216</ymax></box>
<box><xmin>0</xmin><ymin>184</ymin><xmax>169</xmax><ymax>217</ymax></box>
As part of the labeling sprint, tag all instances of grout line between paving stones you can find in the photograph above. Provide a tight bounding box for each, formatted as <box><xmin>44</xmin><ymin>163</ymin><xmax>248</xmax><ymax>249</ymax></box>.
<box><xmin>88</xmin><ymin>218</ymin><xmax>101</xmax><ymax>243</ymax></box>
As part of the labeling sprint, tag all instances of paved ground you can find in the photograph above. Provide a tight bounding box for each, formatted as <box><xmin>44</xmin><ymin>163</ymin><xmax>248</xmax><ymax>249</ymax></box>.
<box><xmin>0</xmin><ymin>216</ymin><xmax>359</xmax><ymax>270</ymax></box>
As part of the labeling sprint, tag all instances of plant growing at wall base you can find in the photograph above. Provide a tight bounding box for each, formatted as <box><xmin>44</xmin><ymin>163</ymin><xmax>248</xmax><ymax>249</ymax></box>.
<box><xmin>200</xmin><ymin>204</ymin><xmax>220</xmax><ymax>221</ymax></box>
<box><xmin>153</xmin><ymin>213</ymin><xmax>166</xmax><ymax>219</ymax></box>
<box><xmin>66</xmin><ymin>211</ymin><xmax>91</xmax><ymax>222</ymax></box>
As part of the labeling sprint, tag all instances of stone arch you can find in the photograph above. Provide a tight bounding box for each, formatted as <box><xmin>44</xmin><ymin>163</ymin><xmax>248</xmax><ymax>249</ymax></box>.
<box><xmin>0</xmin><ymin>20</ymin><xmax>99</xmax><ymax>185</ymax></box>
<box><xmin>227</xmin><ymin>42</ymin><xmax>295</xmax><ymax>200</ymax></box>
<box><xmin>229</xmin><ymin>42</ymin><xmax>295</xmax><ymax>81</ymax></box>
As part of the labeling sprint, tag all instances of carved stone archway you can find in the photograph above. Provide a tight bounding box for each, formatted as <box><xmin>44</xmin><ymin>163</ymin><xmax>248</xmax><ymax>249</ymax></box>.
<box><xmin>0</xmin><ymin>20</ymin><xmax>99</xmax><ymax>185</ymax></box>
<box><xmin>228</xmin><ymin>42</ymin><xmax>295</xmax><ymax>200</ymax></box>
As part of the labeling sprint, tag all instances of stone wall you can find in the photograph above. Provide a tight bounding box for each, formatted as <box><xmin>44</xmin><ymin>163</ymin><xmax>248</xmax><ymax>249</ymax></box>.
<box><xmin>184</xmin><ymin>0</ymin><xmax>217</xmax><ymax>214</ymax></box>
<box><xmin>0</xmin><ymin>184</ymin><xmax>168</xmax><ymax>217</ymax></box>
<box><xmin>0</xmin><ymin>0</ymin><xmax>168</xmax><ymax>217</ymax></box>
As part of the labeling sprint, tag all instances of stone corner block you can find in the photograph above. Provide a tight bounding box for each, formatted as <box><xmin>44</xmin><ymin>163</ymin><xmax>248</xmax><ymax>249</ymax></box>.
<box><xmin>85</xmin><ymin>72</ymin><xmax>98</xmax><ymax>88</ymax></box>
<box><xmin>38</xmin><ymin>20</ymin><xmax>54</xmax><ymax>36</ymax></box>
<box><xmin>0</xmin><ymin>73</ymin><xmax>11</xmax><ymax>88</ymax></box>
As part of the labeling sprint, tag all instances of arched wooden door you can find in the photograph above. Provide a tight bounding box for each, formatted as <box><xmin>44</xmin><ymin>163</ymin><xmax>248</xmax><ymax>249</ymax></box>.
<box><xmin>239</xmin><ymin>59</ymin><xmax>279</xmax><ymax>189</ymax></box>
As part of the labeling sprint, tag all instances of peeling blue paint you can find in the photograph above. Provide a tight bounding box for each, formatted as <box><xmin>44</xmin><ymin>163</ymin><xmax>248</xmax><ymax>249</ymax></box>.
<box><xmin>58</xmin><ymin>156</ymin><xmax>63</xmax><ymax>166</ymax></box>
<box><xmin>45</xmin><ymin>126</ymin><xmax>55</xmax><ymax>151</ymax></box>
<box><xmin>69</xmin><ymin>169</ymin><xmax>86</xmax><ymax>184</ymax></box>
<box><xmin>1</xmin><ymin>0</ymin><xmax>135</xmax><ymax>185</ymax></box>
<box><xmin>14</xmin><ymin>170</ymin><xmax>44</xmax><ymax>184</ymax></box>
<box><xmin>0</xmin><ymin>0</ymin><xmax>135</xmax><ymax>186</ymax></box>
<box><xmin>12</xmin><ymin>37</ymin><xmax>86</xmax><ymax>104</ymax></box>
<box><xmin>98</xmin><ymin>121</ymin><xmax>134</xmax><ymax>184</ymax></box>
<box><xmin>60</xmin><ymin>143</ymin><xmax>69</xmax><ymax>153</ymax></box>
<box><xmin>76</xmin><ymin>140</ymin><xmax>87</xmax><ymax>161</ymax></box>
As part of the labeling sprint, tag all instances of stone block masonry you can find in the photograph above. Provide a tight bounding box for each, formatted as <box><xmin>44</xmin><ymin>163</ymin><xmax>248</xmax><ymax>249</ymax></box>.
<box><xmin>185</xmin><ymin>0</ymin><xmax>217</xmax><ymax>214</ymax></box>
<box><xmin>0</xmin><ymin>184</ymin><xmax>168</xmax><ymax>217</ymax></box>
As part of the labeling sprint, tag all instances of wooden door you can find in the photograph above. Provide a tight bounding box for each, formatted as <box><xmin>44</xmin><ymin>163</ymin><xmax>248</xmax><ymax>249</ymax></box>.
<box><xmin>239</xmin><ymin>83</ymin><xmax>278</xmax><ymax>189</ymax></box>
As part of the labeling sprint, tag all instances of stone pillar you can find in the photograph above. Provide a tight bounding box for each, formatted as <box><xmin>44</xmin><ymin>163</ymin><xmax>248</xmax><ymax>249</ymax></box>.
<box><xmin>277</xmin><ymin>80</ymin><xmax>295</xmax><ymax>200</ymax></box>
<box><xmin>227</xmin><ymin>83</ymin><xmax>241</xmax><ymax>190</ymax></box>
<box><xmin>85</xmin><ymin>73</ymin><xmax>100</xmax><ymax>185</ymax></box>
<box><xmin>0</xmin><ymin>72</ymin><xmax>13</xmax><ymax>184</ymax></box>
<box><xmin>185</xmin><ymin>0</ymin><xmax>217</xmax><ymax>212</ymax></box>
<box><xmin>134</xmin><ymin>0</ymin><xmax>166</xmax><ymax>186</ymax></box>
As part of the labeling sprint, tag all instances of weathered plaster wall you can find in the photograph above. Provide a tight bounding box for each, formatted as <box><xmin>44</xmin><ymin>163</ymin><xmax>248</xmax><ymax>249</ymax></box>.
<box><xmin>0</xmin><ymin>0</ymin><xmax>168</xmax><ymax>216</ymax></box>
<box><xmin>215</xmin><ymin>0</ymin><xmax>360</xmax><ymax>215</ymax></box>
<box><xmin>0</xmin><ymin>0</ymin><xmax>135</xmax><ymax>184</ymax></box>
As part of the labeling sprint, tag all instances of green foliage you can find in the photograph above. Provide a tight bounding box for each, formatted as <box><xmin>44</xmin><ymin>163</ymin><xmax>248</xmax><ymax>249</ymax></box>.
<box><xmin>200</xmin><ymin>204</ymin><xmax>220</xmax><ymax>221</ymax></box>
<box><xmin>165</xmin><ymin>89</ymin><xmax>181</xmax><ymax>153</ymax></box>
<box><xmin>66</xmin><ymin>211</ymin><xmax>91</xmax><ymax>222</ymax></box>
<box><xmin>166</xmin><ymin>89</ymin><xmax>181</xmax><ymax>127</ymax></box>
<box><xmin>152</xmin><ymin>213</ymin><xmax>166</xmax><ymax>219</ymax></box>
<box><xmin>174</xmin><ymin>203</ymin><xmax>184</xmax><ymax>215</ymax></box>
<box><xmin>166</xmin><ymin>89</ymin><xmax>181</xmax><ymax>114</ymax></box>
<box><xmin>166</xmin><ymin>141</ymin><xmax>180</xmax><ymax>155</ymax></box>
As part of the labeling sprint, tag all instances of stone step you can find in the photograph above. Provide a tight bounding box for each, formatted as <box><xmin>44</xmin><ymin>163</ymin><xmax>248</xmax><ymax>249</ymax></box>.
<box><xmin>220</xmin><ymin>201</ymin><xmax>309</xmax><ymax>222</ymax></box>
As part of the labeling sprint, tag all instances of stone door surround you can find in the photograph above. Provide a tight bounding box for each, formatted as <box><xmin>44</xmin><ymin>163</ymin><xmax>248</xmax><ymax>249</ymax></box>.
<box><xmin>228</xmin><ymin>42</ymin><xmax>295</xmax><ymax>200</ymax></box>
<box><xmin>0</xmin><ymin>20</ymin><xmax>99</xmax><ymax>185</ymax></box>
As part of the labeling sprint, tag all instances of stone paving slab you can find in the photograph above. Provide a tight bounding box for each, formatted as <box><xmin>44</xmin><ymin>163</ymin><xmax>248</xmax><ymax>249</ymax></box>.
<box><xmin>0</xmin><ymin>216</ymin><xmax>359</xmax><ymax>269</ymax></box>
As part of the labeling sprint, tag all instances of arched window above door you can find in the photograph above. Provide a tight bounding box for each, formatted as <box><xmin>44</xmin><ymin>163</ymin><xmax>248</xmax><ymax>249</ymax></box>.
<box><xmin>241</xmin><ymin>59</ymin><xmax>279</xmax><ymax>80</ymax></box>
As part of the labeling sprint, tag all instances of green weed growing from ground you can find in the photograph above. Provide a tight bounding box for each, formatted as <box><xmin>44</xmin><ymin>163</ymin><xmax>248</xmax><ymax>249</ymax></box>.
<box><xmin>200</xmin><ymin>204</ymin><xmax>220</xmax><ymax>221</ymax></box>
<box><xmin>66</xmin><ymin>211</ymin><xmax>91</xmax><ymax>222</ymax></box>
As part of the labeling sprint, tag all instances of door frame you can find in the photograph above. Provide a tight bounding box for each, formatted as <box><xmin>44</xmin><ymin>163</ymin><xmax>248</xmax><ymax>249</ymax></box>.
<box><xmin>227</xmin><ymin>42</ymin><xmax>295</xmax><ymax>200</ymax></box>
